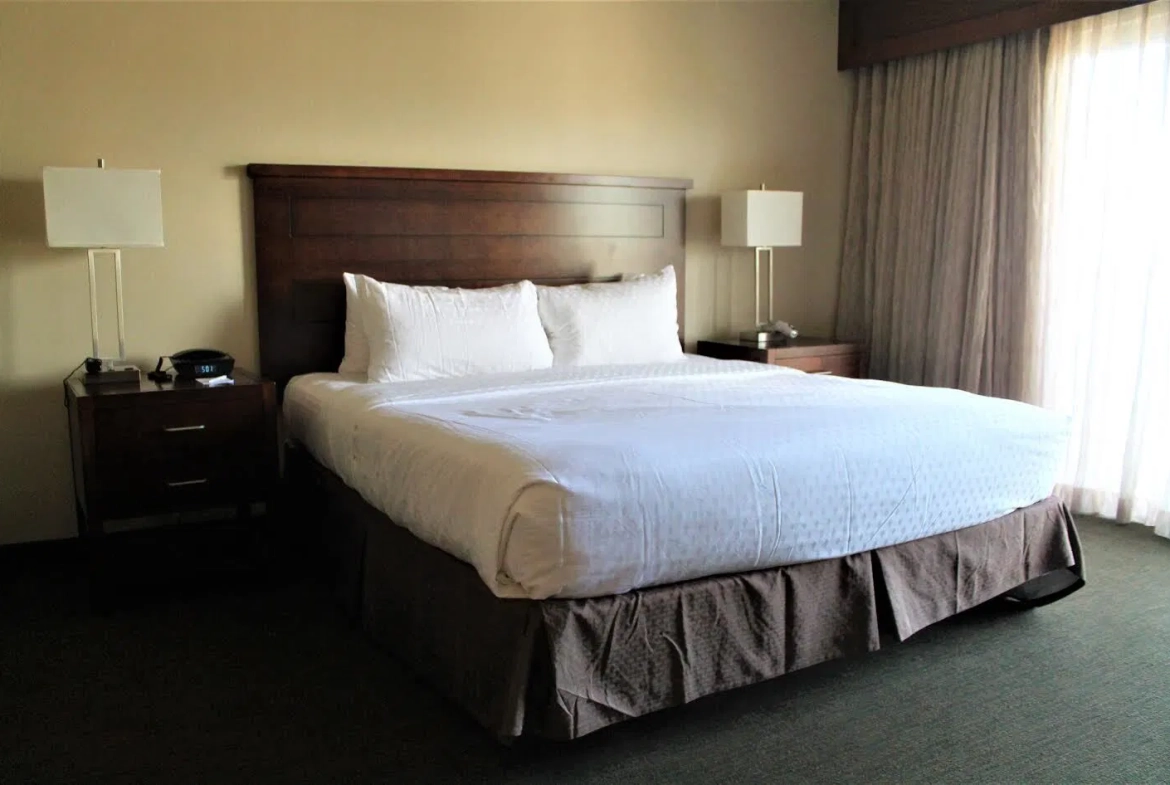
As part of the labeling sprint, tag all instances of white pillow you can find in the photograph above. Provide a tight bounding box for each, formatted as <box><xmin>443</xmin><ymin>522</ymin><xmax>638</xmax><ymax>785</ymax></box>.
<box><xmin>337</xmin><ymin>273</ymin><xmax>369</xmax><ymax>375</ymax></box>
<box><xmin>537</xmin><ymin>266</ymin><xmax>684</xmax><ymax>366</ymax></box>
<box><xmin>359</xmin><ymin>276</ymin><xmax>553</xmax><ymax>382</ymax></box>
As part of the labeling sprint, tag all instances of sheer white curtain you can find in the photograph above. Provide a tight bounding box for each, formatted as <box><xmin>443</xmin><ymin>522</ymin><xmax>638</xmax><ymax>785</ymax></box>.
<box><xmin>1033</xmin><ymin>0</ymin><xmax>1170</xmax><ymax>536</ymax></box>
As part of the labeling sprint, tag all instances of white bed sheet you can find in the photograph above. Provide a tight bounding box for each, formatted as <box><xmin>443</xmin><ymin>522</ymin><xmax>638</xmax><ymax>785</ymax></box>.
<box><xmin>284</xmin><ymin>358</ymin><xmax>1069</xmax><ymax>600</ymax></box>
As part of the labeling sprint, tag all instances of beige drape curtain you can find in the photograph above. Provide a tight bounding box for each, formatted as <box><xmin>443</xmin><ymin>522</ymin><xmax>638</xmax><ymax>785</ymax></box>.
<box><xmin>835</xmin><ymin>32</ymin><xmax>1046</xmax><ymax>399</ymax></box>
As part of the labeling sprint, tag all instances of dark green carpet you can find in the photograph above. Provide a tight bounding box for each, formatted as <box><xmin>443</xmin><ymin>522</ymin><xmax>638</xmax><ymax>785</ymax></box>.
<box><xmin>2</xmin><ymin>518</ymin><xmax>1168</xmax><ymax>784</ymax></box>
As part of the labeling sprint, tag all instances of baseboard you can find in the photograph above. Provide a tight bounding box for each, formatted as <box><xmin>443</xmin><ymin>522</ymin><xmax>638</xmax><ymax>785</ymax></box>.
<box><xmin>0</xmin><ymin>536</ymin><xmax>82</xmax><ymax>564</ymax></box>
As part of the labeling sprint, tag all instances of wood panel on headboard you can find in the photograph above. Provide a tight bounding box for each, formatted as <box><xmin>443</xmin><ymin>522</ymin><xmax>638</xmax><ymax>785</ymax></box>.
<box><xmin>247</xmin><ymin>164</ymin><xmax>691</xmax><ymax>392</ymax></box>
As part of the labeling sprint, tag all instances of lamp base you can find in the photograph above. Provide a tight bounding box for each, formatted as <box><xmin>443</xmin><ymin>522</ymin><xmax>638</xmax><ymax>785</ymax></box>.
<box><xmin>740</xmin><ymin>329</ymin><xmax>789</xmax><ymax>347</ymax></box>
<box><xmin>738</xmin><ymin>330</ymin><xmax>798</xmax><ymax>348</ymax></box>
<box><xmin>83</xmin><ymin>358</ymin><xmax>141</xmax><ymax>387</ymax></box>
<box><xmin>739</xmin><ymin>329</ymin><xmax>770</xmax><ymax>345</ymax></box>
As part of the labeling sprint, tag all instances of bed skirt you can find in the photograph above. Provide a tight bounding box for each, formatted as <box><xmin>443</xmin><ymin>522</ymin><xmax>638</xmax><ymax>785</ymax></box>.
<box><xmin>287</xmin><ymin>446</ymin><xmax>1085</xmax><ymax>741</ymax></box>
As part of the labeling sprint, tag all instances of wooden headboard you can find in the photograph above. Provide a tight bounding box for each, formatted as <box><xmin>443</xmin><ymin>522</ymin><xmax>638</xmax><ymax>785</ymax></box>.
<box><xmin>248</xmin><ymin>164</ymin><xmax>692</xmax><ymax>391</ymax></box>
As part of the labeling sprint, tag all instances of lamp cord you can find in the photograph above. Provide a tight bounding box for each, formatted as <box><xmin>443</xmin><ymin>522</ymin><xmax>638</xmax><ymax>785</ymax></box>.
<box><xmin>61</xmin><ymin>359</ymin><xmax>88</xmax><ymax>407</ymax></box>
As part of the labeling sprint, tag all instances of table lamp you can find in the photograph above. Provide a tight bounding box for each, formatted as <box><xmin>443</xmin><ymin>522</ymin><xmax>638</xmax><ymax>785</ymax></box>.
<box><xmin>721</xmin><ymin>187</ymin><xmax>803</xmax><ymax>345</ymax></box>
<box><xmin>43</xmin><ymin>160</ymin><xmax>164</xmax><ymax>385</ymax></box>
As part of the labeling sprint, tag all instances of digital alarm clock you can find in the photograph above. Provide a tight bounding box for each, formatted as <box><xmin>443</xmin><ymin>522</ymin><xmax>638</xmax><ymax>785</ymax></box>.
<box><xmin>165</xmin><ymin>349</ymin><xmax>235</xmax><ymax>381</ymax></box>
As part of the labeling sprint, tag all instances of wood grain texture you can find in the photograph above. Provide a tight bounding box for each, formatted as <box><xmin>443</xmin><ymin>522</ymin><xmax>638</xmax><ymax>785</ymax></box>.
<box><xmin>64</xmin><ymin>371</ymin><xmax>279</xmax><ymax>533</ymax></box>
<box><xmin>246</xmin><ymin>163</ymin><xmax>691</xmax><ymax>191</ymax></box>
<box><xmin>695</xmin><ymin>337</ymin><xmax>865</xmax><ymax>378</ymax></box>
<box><xmin>248</xmin><ymin>165</ymin><xmax>691</xmax><ymax>392</ymax></box>
<box><xmin>838</xmin><ymin>0</ymin><xmax>1149</xmax><ymax>69</ymax></box>
<box><xmin>291</xmin><ymin>199</ymin><xmax>666</xmax><ymax>240</ymax></box>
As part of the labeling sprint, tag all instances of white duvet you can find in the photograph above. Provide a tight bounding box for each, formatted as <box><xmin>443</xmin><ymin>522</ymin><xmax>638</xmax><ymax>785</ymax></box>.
<box><xmin>284</xmin><ymin>358</ymin><xmax>1069</xmax><ymax>600</ymax></box>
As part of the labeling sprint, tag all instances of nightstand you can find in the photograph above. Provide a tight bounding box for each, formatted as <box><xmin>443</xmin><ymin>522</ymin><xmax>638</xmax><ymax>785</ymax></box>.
<box><xmin>64</xmin><ymin>371</ymin><xmax>279</xmax><ymax>539</ymax></box>
<box><xmin>696</xmin><ymin>337</ymin><xmax>865</xmax><ymax>378</ymax></box>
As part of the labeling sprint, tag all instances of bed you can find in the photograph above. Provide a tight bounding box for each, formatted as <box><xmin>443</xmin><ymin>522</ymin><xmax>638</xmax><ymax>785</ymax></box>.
<box><xmin>249</xmin><ymin>163</ymin><xmax>1085</xmax><ymax>741</ymax></box>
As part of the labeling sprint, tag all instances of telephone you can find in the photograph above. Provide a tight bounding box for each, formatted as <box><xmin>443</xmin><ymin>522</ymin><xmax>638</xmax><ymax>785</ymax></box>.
<box><xmin>766</xmin><ymin>321</ymin><xmax>799</xmax><ymax>340</ymax></box>
<box><xmin>148</xmin><ymin>349</ymin><xmax>235</xmax><ymax>383</ymax></box>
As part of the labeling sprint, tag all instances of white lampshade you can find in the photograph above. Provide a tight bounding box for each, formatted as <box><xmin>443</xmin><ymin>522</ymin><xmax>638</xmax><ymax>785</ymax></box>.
<box><xmin>43</xmin><ymin>166</ymin><xmax>164</xmax><ymax>248</ymax></box>
<box><xmin>721</xmin><ymin>190</ymin><xmax>803</xmax><ymax>248</ymax></box>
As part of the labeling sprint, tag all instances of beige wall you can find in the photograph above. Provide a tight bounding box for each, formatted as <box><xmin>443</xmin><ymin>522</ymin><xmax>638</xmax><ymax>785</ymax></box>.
<box><xmin>0</xmin><ymin>1</ymin><xmax>851</xmax><ymax>544</ymax></box>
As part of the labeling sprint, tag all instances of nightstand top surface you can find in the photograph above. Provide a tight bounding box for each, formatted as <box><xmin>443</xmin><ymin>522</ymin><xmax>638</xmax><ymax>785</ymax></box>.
<box><xmin>66</xmin><ymin>369</ymin><xmax>267</xmax><ymax>400</ymax></box>
<box><xmin>697</xmin><ymin>336</ymin><xmax>859</xmax><ymax>350</ymax></box>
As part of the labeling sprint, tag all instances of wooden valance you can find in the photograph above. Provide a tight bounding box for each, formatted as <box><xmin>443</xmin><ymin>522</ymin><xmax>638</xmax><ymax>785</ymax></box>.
<box><xmin>839</xmin><ymin>0</ymin><xmax>1149</xmax><ymax>69</ymax></box>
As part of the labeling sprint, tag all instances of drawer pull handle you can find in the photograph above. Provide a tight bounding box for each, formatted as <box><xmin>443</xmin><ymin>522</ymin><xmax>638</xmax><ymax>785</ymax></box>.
<box><xmin>166</xmin><ymin>478</ymin><xmax>208</xmax><ymax>488</ymax></box>
<box><xmin>164</xmin><ymin>425</ymin><xmax>206</xmax><ymax>433</ymax></box>
<box><xmin>811</xmin><ymin>370</ymin><xmax>834</xmax><ymax>376</ymax></box>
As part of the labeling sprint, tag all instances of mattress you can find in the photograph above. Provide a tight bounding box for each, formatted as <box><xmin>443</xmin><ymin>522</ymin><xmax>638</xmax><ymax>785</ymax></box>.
<box><xmin>283</xmin><ymin>358</ymin><xmax>1070</xmax><ymax>600</ymax></box>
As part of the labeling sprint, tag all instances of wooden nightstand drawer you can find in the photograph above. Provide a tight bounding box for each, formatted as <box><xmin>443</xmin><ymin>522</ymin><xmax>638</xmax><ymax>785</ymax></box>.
<box><xmin>99</xmin><ymin>455</ymin><xmax>265</xmax><ymax>517</ymax></box>
<box><xmin>94</xmin><ymin>397</ymin><xmax>262</xmax><ymax>463</ymax></box>
<box><xmin>697</xmin><ymin>338</ymin><xmax>865</xmax><ymax>379</ymax></box>
<box><xmin>97</xmin><ymin>430</ymin><xmax>270</xmax><ymax>516</ymax></box>
<box><xmin>771</xmin><ymin>353</ymin><xmax>861</xmax><ymax>378</ymax></box>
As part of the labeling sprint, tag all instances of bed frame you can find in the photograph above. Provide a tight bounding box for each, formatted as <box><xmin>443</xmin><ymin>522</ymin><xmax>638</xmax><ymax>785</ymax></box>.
<box><xmin>248</xmin><ymin>163</ymin><xmax>1085</xmax><ymax>741</ymax></box>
